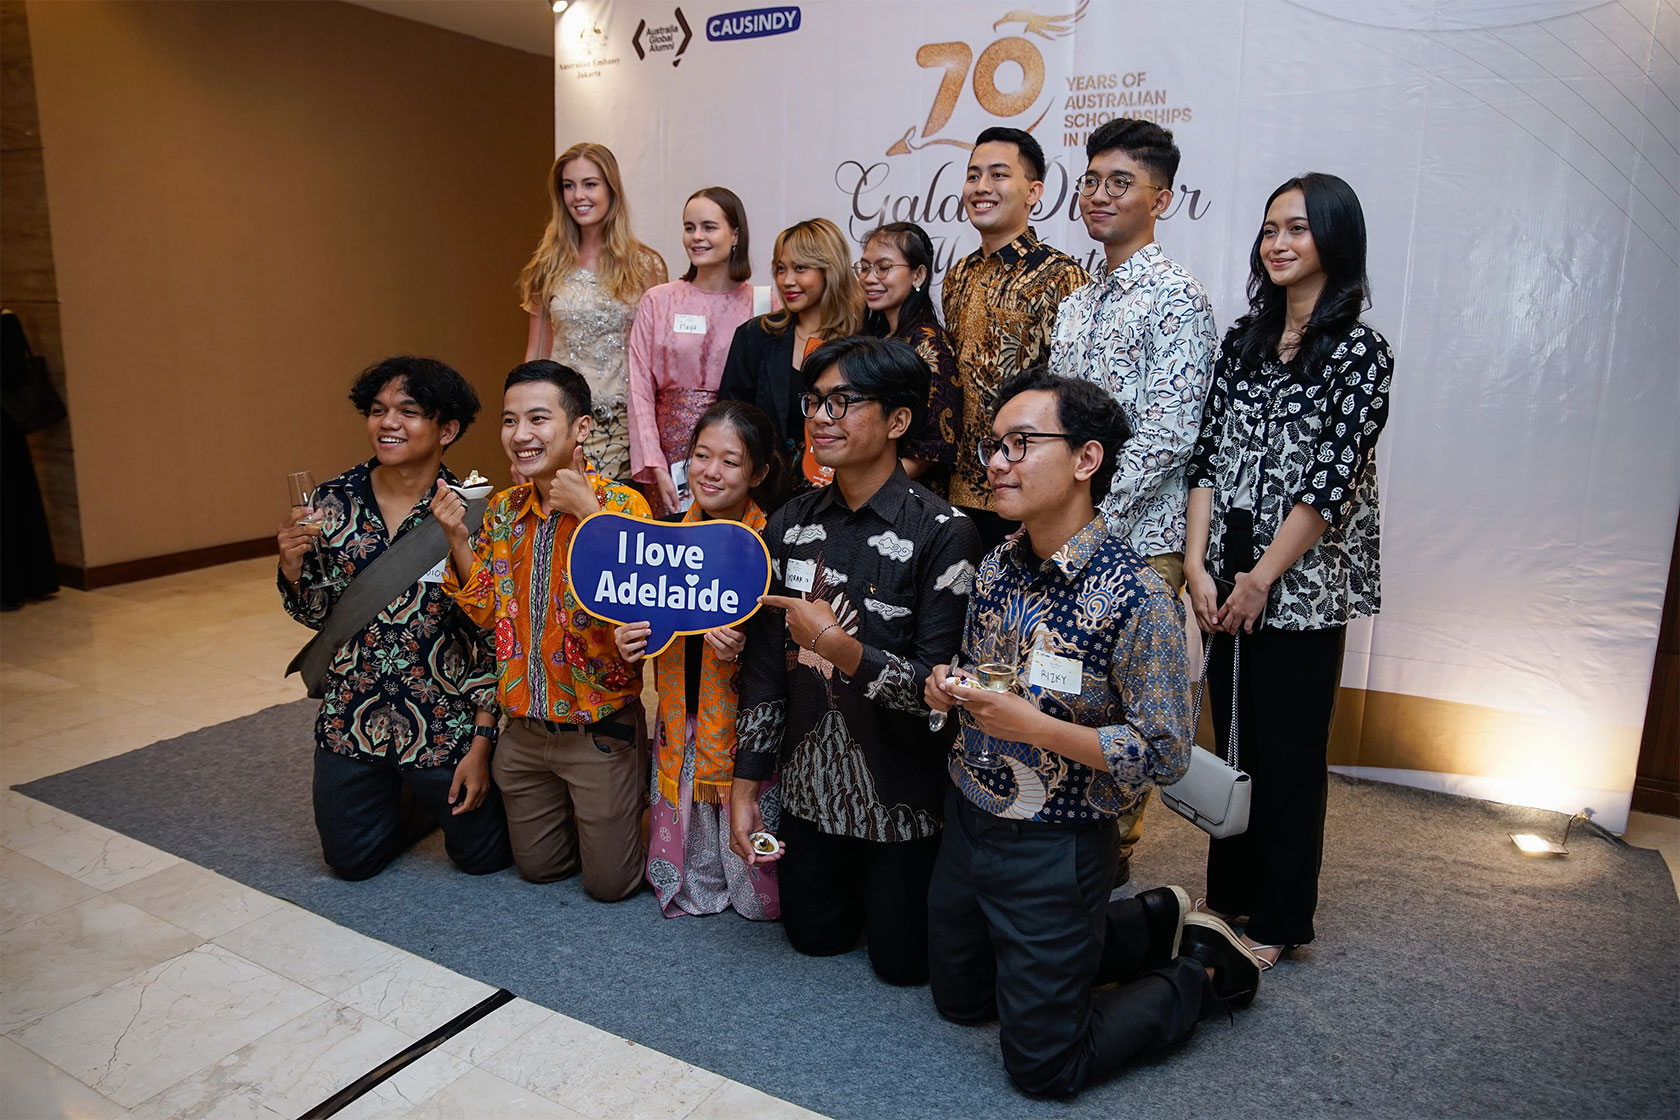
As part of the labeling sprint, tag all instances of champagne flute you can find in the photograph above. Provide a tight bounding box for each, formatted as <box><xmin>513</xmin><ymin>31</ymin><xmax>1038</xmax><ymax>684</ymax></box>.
<box><xmin>285</xmin><ymin>471</ymin><xmax>328</xmax><ymax>584</ymax></box>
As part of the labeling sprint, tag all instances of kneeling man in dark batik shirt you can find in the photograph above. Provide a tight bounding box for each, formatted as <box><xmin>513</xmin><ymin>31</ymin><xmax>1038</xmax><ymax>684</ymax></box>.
<box><xmin>731</xmin><ymin>337</ymin><xmax>983</xmax><ymax>985</ymax></box>
<box><xmin>279</xmin><ymin>356</ymin><xmax>511</xmax><ymax>881</ymax></box>
<box><xmin>925</xmin><ymin>368</ymin><xmax>1261</xmax><ymax>1097</ymax></box>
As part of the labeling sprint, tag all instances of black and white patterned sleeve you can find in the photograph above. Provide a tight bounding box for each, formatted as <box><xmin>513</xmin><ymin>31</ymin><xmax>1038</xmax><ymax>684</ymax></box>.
<box><xmin>735</xmin><ymin>504</ymin><xmax>791</xmax><ymax>782</ymax></box>
<box><xmin>1188</xmin><ymin>341</ymin><xmax>1234</xmax><ymax>490</ymax></box>
<box><xmin>1297</xmin><ymin>326</ymin><xmax>1392</xmax><ymax>526</ymax></box>
<box><xmin>856</xmin><ymin>513</ymin><xmax>983</xmax><ymax>712</ymax></box>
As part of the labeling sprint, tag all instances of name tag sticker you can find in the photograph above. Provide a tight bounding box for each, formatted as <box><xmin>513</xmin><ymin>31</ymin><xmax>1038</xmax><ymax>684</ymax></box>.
<box><xmin>418</xmin><ymin>556</ymin><xmax>451</xmax><ymax>584</ymax></box>
<box><xmin>1027</xmin><ymin>650</ymin><xmax>1081</xmax><ymax>694</ymax></box>
<box><xmin>785</xmin><ymin>558</ymin><xmax>816</xmax><ymax>593</ymax></box>
<box><xmin>673</xmin><ymin>313</ymin><xmax>707</xmax><ymax>335</ymax></box>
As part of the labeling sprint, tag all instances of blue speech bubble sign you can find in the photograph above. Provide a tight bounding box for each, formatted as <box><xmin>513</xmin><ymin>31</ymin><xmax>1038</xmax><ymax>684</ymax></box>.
<box><xmin>566</xmin><ymin>512</ymin><xmax>771</xmax><ymax>658</ymax></box>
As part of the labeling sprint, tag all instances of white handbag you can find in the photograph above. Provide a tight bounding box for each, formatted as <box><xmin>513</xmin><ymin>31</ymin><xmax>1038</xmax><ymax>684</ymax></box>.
<box><xmin>1159</xmin><ymin>637</ymin><xmax>1252</xmax><ymax>839</ymax></box>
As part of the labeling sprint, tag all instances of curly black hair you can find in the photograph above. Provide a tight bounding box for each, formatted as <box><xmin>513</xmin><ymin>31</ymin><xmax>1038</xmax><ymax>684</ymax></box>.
<box><xmin>348</xmin><ymin>356</ymin><xmax>480</xmax><ymax>444</ymax></box>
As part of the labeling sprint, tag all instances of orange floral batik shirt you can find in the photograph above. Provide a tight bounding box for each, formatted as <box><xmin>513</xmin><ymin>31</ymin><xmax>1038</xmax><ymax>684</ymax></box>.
<box><xmin>446</xmin><ymin>470</ymin><xmax>651</xmax><ymax>724</ymax></box>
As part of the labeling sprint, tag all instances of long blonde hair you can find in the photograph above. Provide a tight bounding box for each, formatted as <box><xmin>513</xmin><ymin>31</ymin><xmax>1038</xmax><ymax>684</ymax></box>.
<box><xmin>518</xmin><ymin>142</ymin><xmax>663</xmax><ymax>310</ymax></box>
<box><xmin>761</xmin><ymin>218</ymin><xmax>864</xmax><ymax>339</ymax></box>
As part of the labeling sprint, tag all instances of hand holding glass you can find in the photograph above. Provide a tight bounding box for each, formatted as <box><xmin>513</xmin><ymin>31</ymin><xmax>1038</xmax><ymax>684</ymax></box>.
<box><xmin>285</xmin><ymin>471</ymin><xmax>328</xmax><ymax>584</ymax></box>
<box><xmin>929</xmin><ymin>627</ymin><xmax>1019</xmax><ymax>769</ymax></box>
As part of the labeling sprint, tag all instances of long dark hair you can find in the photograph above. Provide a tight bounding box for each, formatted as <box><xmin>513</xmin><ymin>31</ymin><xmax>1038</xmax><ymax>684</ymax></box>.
<box><xmin>685</xmin><ymin>399</ymin><xmax>784</xmax><ymax>514</ymax></box>
<box><xmin>1228</xmin><ymin>173</ymin><xmax>1370</xmax><ymax>378</ymax></box>
<box><xmin>859</xmin><ymin>222</ymin><xmax>942</xmax><ymax>340</ymax></box>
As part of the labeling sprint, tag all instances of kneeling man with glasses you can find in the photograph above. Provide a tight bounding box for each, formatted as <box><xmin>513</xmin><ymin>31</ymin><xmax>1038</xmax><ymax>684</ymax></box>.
<box><xmin>925</xmin><ymin>368</ymin><xmax>1262</xmax><ymax>1096</ymax></box>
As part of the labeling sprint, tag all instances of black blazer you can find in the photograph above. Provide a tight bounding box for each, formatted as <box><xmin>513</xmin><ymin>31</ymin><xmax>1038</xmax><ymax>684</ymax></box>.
<box><xmin>717</xmin><ymin>317</ymin><xmax>801</xmax><ymax>450</ymax></box>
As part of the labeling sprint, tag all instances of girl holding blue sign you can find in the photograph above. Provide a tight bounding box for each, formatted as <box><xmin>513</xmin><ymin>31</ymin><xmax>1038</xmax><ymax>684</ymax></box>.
<box><xmin>614</xmin><ymin>400</ymin><xmax>785</xmax><ymax>919</ymax></box>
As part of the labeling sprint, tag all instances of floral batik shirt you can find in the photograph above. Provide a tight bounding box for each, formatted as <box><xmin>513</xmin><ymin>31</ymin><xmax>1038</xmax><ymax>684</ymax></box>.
<box><xmin>445</xmin><ymin>467</ymin><xmax>650</xmax><ymax>723</ymax></box>
<box><xmin>1050</xmin><ymin>241</ymin><xmax>1218</xmax><ymax>557</ymax></box>
<box><xmin>278</xmin><ymin>459</ymin><xmax>499</xmax><ymax>769</ymax></box>
<box><xmin>1188</xmin><ymin>323</ymin><xmax>1392</xmax><ymax>629</ymax></box>
<box><xmin>951</xmin><ymin>519</ymin><xmax>1192</xmax><ymax>823</ymax></box>
<box><xmin>736</xmin><ymin>468</ymin><xmax>984</xmax><ymax>842</ymax></box>
<box><xmin>942</xmin><ymin>227</ymin><xmax>1089</xmax><ymax>510</ymax></box>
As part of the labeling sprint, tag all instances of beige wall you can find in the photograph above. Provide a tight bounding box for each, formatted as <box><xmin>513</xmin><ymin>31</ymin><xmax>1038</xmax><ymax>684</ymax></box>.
<box><xmin>26</xmin><ymin>0</ymin><xmax>552</xmax><ymax>567</ymax></box>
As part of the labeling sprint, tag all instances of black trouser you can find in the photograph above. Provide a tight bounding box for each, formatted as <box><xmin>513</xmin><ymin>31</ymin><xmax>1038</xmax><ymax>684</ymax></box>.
<box><xmin>1204</xmin><ymin>509</ymin><xmax>1345</xmax><ymax>946</ymax></box>
<box><xmin>929</xmin><ymin>790</ymin><xmax>1210</xmax><ymax>1097</ymax></box>
<box><xmin>776</xmin><ymin>811</ymin><xmax>942</xmax><ymax>986</ymax></box>
<box><xmin>312</xmin><ymin>748</ymin><xmax>513</xmax><ymax>882</ymax></box>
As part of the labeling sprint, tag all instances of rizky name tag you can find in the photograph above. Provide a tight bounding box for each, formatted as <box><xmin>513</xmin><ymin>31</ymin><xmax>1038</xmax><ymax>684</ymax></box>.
<box><xmin>1027</xmin><ymin>650</ymin><xmax>1082</xmax><ymax>694</ymax></box>
<box><xmin>418</xmin><ymin>556</ymin><xmax>451</xmax><ymax>584</ymax></box>
<box><xmin>784</xmin><ymin>558</ymin><xmax>816</xmax><ymax>593</ymax></box>
<box><xmin>673</xmin><ymin>314</ymin><xmax>707</xmax><ymax>335</ymax></box>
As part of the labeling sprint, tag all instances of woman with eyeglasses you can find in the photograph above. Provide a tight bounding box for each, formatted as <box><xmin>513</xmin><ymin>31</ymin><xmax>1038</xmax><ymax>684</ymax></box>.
<box><xmin>857</xmin><ymin>222</ymin><xmax>962</xmax><ymax>498</ymax></box>
<box><xmin>1183</xmin><ymin>173</ymin><xmax>1393</xmax><ymax>971</ymax></box>
<box><xmin>518</xmin><ymin>142</ymin><xmax>667</xmax><ymax>483</ymax></box>
<box><xmin>627</xmin><ymin>187</ymin><xmax>760</xmax><ymax>516</ymax></box>
<box><xmin>718</xmin><ymin>218</ymin><xmax>864</xmax><ymax>496</ymax></box>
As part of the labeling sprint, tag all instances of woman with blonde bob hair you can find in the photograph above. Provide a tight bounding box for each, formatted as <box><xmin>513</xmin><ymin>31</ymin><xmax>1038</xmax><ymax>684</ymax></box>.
<box><xmin>718</xmin><ymin>217</ymin><xmax>864</xmax><ymax>493</ymax></box>
<box><xmin>518</xmin><ymin>141</ymin><xmax>667</xmax><ymax>481</ymax></box>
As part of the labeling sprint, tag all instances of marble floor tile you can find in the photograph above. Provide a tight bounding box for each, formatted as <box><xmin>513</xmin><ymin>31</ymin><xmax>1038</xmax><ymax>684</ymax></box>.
<box><xmin>12</xmin><ymin>943</ymin><xmax>326</xmax><ymax>1107</ymax></box>
<box><xmin>0</xmin><ymin>743</ymin><xmax>73</xmax><ymax>785</ymax></box>
<box><xmin>687</xmin><ymin>1079</ymin><xmax>829</xmax><ymax>1120</ymax></box>
<box><xmin>0</xmin><ymin>665</ymin><xmax>77</xmax><ymax>703</ymax></box>
<box><xmin>401</xmin><ymin>1066</ymin><xmax>589</xmax><ymax>1119</ymax></box>
<box><xmin>92</xmin><ymin>660</ymin><xmax>253</xmax><ymax>706</ymax></box>
<box><xmin>26</xmin><ymin>708</ymin><xmax>200</xmax><ymax>769</ymax></box>
<box><xmin>437</xmin><ymin>997</ymin><xmax>556</xmax><ymax>1065</ymax></box>
<box><xmin>124</xmin><ymin>999</ymin><xmax>413</xmax><ymax>1120</ymax></box>
<box><xmin>16</xmin><ymin>821</ymin><xmax>180</xmax><ymax>891</ymax></box>
<box><xmin>0</xmin><ymin>689</ymin><xmax>134</xmax><ymax>743</ymax></box>
<box><xmin>146</xmin><ymin>678</ymin><xmax>306</xmax><ymax>730</ymax></box>
<box><xmin>334</xmin><ymin>1047</ymin><xmax>474</xmax><ymax>1120</ymax></box>
<box><xmin>0</xmin><ymin>895</ymin><xmax>202</xmax><ymax>1032</ymax></box>
<box><xmin>0</xmin><ymin>849</ymin><xmax>99</xmax><ymax>932</ymax></box>
<box><xmin>215</xmin><ymin>905</ymin><xmax>407</xmax><ymax>999</ymax></box>
<box><xmin>336</xmin><ymin>952</ymin><xmax>497</xmax><ymax>1038</ymax></box>
<box><xmin>0</xmin><ymin>1036</ymin><xmax>126</xmax><ymax>1120</ymax></box>
<box><xmin>481</xmin><ymin>1013</ymin><xmax>725</xmax><ymax>1120</ymax></box>
<box><xmin>110</xmin><ymin>861</ymin><xmax>287</xmax><ymax>939</ymax></box>
<box><xmin>0</xmin><ymin>791</ymin><xmax>87</xmax><ymax>851</ymax></box>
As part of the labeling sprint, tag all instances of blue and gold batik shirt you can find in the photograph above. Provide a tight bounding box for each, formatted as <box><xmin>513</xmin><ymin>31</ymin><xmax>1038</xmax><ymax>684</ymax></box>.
<box><xmin>951</xmin><ymin>517</ymin><xmax>1192</xmax><ymax>823</ymax></box>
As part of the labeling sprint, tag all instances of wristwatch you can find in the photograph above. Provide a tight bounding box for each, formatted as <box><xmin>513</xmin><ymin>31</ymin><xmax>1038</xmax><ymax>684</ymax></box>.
<box><xmin>470</xmin><ymin>724</ymin><xmax>500</xmax><ymax>747</ymax></box>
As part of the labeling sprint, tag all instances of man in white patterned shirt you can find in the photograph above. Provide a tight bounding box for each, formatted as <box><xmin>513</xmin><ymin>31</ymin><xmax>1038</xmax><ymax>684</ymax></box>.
<box><xmin>1050</xmin><ymin>118</ymin><xmax>1218</xmax><ymax>878</ymax></box>
<box><xmin>1050</xmin><ymin>117</ymin><xmax>1217</xmax><ymax>597</ymax></box>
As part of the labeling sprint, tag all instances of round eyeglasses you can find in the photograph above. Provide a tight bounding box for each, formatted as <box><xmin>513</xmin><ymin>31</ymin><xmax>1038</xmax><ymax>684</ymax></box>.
<box><xmin>1076</xmin><ymin>173</ymin><xmax>1165</xmax><ymax>199</ymax></box>
<box><xmin>800</xmin><ymin>391</ymin><xmax>882</xmax><ymax>420</ymax></box>
<box><xmin>852</xmin><ymin>261</ymin><xmax>902</xmax><ymax>279</ymax></box>
<box><xmin>977</xmin><ymin>431</ymin><xmax>1076</xmax><ymax>463</ymax></box>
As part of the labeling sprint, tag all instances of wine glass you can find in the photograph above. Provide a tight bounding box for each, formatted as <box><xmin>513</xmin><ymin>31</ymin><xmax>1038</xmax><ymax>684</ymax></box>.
<box><xmin>285</xmin><ymin>471</ymin><xmax>328</xmax><ymax>584</ymax></box>
<box><xmin>930</xmin><ymin>625</ymin><xmax>1020</xmax><ymax>769</ymax></box>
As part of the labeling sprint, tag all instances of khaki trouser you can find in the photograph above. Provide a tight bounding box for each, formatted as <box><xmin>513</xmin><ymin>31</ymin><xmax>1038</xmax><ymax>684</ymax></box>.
<box><xmin>494</xmin><ymin>705</ymin><xmax>646</xmax><ymax>901</ymax></box>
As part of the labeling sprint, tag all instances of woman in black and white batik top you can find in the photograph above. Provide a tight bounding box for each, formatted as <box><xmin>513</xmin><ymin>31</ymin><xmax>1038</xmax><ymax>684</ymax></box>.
<box><xmin>1183</xmin><ymin>172</ymin><xmax>1393</xmax><ymax>970</ymax></box>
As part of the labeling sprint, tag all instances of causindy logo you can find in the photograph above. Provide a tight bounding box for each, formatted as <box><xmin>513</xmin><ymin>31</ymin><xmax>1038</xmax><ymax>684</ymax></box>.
<box><xmin>633</xmin><ymin>8</ymin><xmax>693</xmax><ymax>65</ymax></box>
<box><xmin>706</xmin><ymin>6</ymin><xmax>801</xmax><ymax>42</ymax></box>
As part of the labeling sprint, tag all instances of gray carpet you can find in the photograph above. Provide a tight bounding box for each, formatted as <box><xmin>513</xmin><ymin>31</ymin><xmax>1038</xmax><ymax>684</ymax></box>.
<box><xmin>15</xmin><ymin>700</ymin><xmax>1679</xmax><ymax>1120</ymax></box>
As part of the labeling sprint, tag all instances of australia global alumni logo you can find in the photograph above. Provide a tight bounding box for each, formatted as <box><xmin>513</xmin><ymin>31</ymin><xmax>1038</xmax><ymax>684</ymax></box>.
<box><xmin>706</xmin><ymin>6</ymin><xmax>801</xmax><ymax>42</ymax></box>
<box><xmin>633</xmin><ymin>8</ymin><xmax>693</xmax><ymax>66</ymax></box>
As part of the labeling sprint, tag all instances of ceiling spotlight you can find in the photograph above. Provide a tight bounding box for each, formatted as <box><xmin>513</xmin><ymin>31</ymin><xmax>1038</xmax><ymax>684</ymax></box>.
<box><xmin>552</xmin><ymin>1</ymin><xmax>568</xmax><ymax>12</ymax></box>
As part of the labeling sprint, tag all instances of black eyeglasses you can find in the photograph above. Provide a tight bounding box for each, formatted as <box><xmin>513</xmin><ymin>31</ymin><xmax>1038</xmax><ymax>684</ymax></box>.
<box><xmin>800</xmin><ymin>391</ymin><xmax>881</xmax><ymax>420</ymax></box>
<box><xmin>1076</xmin><ymin>173</ymin><xmax>1165</xmax><ymax>199</ymax></box>
<box><xmin>977</xmin><ymin>431</ymin><xmax>1076</xmax><ymax>463</ymax></box>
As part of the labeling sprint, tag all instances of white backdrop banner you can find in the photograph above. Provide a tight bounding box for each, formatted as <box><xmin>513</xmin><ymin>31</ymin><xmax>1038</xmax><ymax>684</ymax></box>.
<box><xmin>553</xmin><ymin>0</ymin><xmax>1679</xmax><ymax>831</ymax></box>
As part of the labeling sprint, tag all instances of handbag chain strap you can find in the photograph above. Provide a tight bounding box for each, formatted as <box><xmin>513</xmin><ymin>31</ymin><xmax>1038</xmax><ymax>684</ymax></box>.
<box><xmin>1192</xmin><ymin>635</ymin><xmax>1240</xmax><ymax>771</ymax></box>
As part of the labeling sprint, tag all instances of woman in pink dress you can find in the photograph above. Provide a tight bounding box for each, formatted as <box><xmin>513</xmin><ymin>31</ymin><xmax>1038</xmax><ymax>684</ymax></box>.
<box><xmin>627</xmin><ymin>188</ymin><xmax>759</xmax><ymax>516</ymax></box>
<box><xmin>614</xmin><ymin>400</ymin><xmax>784</xmax><ymax>918</ymax></box>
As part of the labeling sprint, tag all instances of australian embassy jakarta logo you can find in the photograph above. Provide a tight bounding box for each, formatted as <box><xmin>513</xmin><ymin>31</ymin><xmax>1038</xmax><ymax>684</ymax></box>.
<box><xmin>706</xmin><ymin>6</ymin><xmax>801</xmax><ymax>42</ymax></box>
